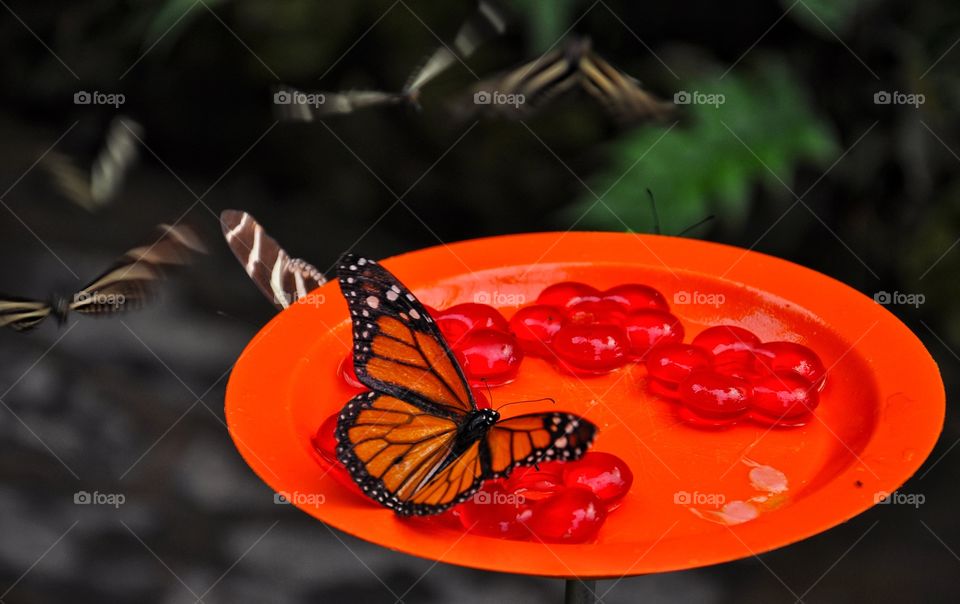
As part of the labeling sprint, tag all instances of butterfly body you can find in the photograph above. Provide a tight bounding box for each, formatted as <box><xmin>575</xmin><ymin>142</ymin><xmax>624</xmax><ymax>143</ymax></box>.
<box><xmin>334</xmin><ymin>255</ymin><xmax>596</xmax><ymax>515</ymax></box>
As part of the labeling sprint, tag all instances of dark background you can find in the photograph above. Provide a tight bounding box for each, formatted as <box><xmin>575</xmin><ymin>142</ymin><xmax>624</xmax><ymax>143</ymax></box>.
<box><xmin>1</xmin><ymin>0</ymin><xmax>958</xmax><ymax>602</ymax></box>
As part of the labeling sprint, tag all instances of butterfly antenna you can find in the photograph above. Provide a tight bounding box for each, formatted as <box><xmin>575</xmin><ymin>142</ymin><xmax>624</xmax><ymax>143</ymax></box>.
<box><xmin>495</xmin><ymin>397</ymin><xmax>557</xmax><ymax>412</ymax></box>
<box><xmin>483</xmin><ymin>379</ymin><xmax>494</xmax><ymax>407</ymax></box>
<box><xmin>677</xmin><ymin>215</ymin><xmax>716</xmax><ymax>237</ymax></box>
<box><xmin>647</xmin><ymin>188</ymin><xmax>662</xmax><ymax>235</ymax></box>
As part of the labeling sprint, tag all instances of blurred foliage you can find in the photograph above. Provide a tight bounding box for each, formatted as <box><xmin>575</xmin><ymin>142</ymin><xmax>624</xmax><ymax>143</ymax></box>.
<box><xmin>785</xmin><ymin>0</ymin><xmax>873</xmax><ymax>34</ymax></box>
<box><xmin>510</xmin><ymin>0</ymin><xmax>577</xmax><ymax>52</ymax></box>
<box><xmin>568</xmin><ymin>59</ymin><xmax>838</xmax><ymax>233</ymax></box>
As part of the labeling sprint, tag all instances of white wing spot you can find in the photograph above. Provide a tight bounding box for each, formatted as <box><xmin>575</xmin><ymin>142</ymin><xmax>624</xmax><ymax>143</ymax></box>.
<box><xmin>366</xmin><ymin>296</ymin><xmax>379</xmax><ymax>308</ymax></box>
<box><xmin>386</xmin><ymin>290</ymin><xmax>399</xmax><ymax>302</ymax></box>
<box><xmin>409</xmin><ymin>309</ymin><xmax>420</xmax><ymax>319</ymax></box>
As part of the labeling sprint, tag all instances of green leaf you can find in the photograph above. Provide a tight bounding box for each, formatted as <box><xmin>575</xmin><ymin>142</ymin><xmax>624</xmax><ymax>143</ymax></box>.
<box><xmin>563</xmin><ymin>59</ymin><xmax>839</xmax><ymax>235</ymax></box>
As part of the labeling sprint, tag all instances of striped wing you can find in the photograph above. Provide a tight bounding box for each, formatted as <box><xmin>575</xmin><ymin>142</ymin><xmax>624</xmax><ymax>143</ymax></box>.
<box><xmin>0</xmin><ymin>299</ymin><xmax>52</xmax><ymax>331</ymax></box>
<box><xmin>579</xmin><ymin>51</ymin><xmax>675</xmax><ymax>124</ymax></box>
<box><xmin>337</xmin><ymin>254</ymin><xmax>475</xmax><ymax>418</ymax></box>
<box><xmin>404</xmin><ymin>0</ymin><xmax>508</xmax><ymax>94</ymax></box>
<box><xmin>220</xmin><ymin>210</ymin><xmax>326</xmax><ymax>309</ymax></box>
<box><xmin>69</xmin><ymin>224</ymin><xmax>205</xmax><ymax>316</ymax></box>
<box><xmin>43</xmin><ymin>117</ymin><xmax>143</xmax><ymax>211</ymax></box>
<box><xmin>462</xmin><ymin>38</ymin><xmax>586</xmax><ymax>119</ymax></box>
<box><xmin>484</xmin><ymin>412</ymin><xmax>597</xmax><ymax>475</ymax></box>
<box><xmin>274</xmin><ymin>86</ymin><xmax>406</xmax><ymax>121</ymax></box>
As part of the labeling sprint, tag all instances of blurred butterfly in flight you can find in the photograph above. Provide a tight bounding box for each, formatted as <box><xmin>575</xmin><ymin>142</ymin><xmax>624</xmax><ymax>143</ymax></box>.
<box><xmin>334</xmin><ymin>254</ymin><xmax>597</xmax><ymax>515</ymax></box>
<box><xmin>459</xmin><ymin>36</ymin><xmax>675</xmax><ymax>125</ymax></box>
<box><xmin>0</xmin><ymin>224</ymin><xmax>205</xmax><ymax>332</ymax></box>
<box><xmin>274</xmin><ymin>0</ymin><xmax>508</xmax><ymax>120</ymax></box>
<box><xmin>42</xmin><ymin>116</ymin><xmax>144</xmax><ymax>211</ymax></box>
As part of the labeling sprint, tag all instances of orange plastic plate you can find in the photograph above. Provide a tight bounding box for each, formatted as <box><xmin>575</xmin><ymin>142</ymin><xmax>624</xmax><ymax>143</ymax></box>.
<box><xmin>224</xmin><ymin>232</ymin><xmax>944</xmax><ymax>578</ymax></box>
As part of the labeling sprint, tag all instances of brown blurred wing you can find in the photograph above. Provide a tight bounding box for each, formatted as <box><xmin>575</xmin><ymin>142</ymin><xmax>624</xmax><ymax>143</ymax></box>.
<box><xmin>220</xmin><ymin>210</ymin><xmax>326</xmax><ymax>309</ymax></box>
<box><xmin>404</xmin><ymin>0</ymin><xmax>508</xmax><ymax>93</ymax></box>
<box><xmin>0</xmin><ymin>299</ymin><xmax>52</xmax><ymax>331</ymax></box>
<box><xmin>336</xmin><ymin>254</ymin><xmax>474</xmax><ymax>418</ymax></box>
<box><xmin>43</xmin><ymin>117</ymin><xmax>143</xmax><ymax>211</ymax></box>
<box><xmin>70</xmin><ymin>223</ymin><xmax>204</xmax><ymax>316</ymax></box>
<box><xmin>463</xmin><ymin>40</ymin><xmax>584</xmax><ymax>119</ymax></box>
<box><xmin>484</xmin><ymin>412</ymin><xmax>597</xmax><ymax>475</ymax></box>
<box><xmin>579</xmin><ymin>51</ymin><xmax>675</xmax><ymax>123</ymax></box>
<box><xmin>274</xmin><ymin>86</ymin><xmax>405</xmax><ymax>121</ymax></box>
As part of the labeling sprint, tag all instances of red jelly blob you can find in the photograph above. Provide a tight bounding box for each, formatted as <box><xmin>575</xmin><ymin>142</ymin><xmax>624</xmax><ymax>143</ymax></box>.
<box><xmin>338</xmin><ymin>354</ymin><xmax>364</xmax><ymax>389</ymax></box>
<box><xmin>691</xmin><ymin>325</ymin><xmax>761</xmax><ymax>368</ymax></box>
<box><xmin>623</xmin><ymin>310</ymin><xmax>684</xmax><ymax>358</ymax></box>
<box><xmin>602</xmin><ymin>283</ymin><xmax>669</xmax><ymax>312</ymax></box>
<box><xmin>528</xmin><ymin>488</ymin><xmax>607</xmax><ymax>544</ymax></box>
<box><xmin>436</xmin><ymin>303</ymin><xmax>509</xmax><ymax>346</ymax></box>
<box><xmin>552</xmin><ymin>324</ymin><xmax>630</xmax><ymax>373</ymax></box>
<box><xmin>454</xmin><ymin>329</ymin><xmax>524</xmax><ymax>386</ymax></box>
<box><xmin>645</xmin><ymin>343</ymin><xmax>712</xmax><ymax>384</ymax></box>
<box><xmin>678</xmin><ymin>370</ymin><xmax>752</xmax><ymax>417</ymax></box>
<box><xmin>312</xmin><ymin>413</ymin><xmax>340</xmax><ymax>465</ymax></box>
<box><xmin>750</xmin><ymin>371</ymin><xmax>819</xmax><ymax>420</ymax></box>
<box><xmin>564</xmin><ymin>300</ymin><xmax>628</xmax><ymax>326</ymax></box>
<box><xmin>457</xmin><ymin>481</ymin><xmax>533</xmax><ymax>539</ymax></box>
<box><xmin>562</xmin><ymin>452</ymin><xmax>633</xmax><ymax>505</ymax></box>
<box><xmin>536</xmin><ymin>282</ymin><xmax>601</xmax><ymax>309</ymax></box>
<box><xmin>508</xmin><ymin>304</ymin><xmax>564</xmax><ymax>356</ymax></box>
<box><xmin>752</xmin><ymin>341</ymin><xmax>827</xmax><ymax>390</ymax></box>
<box><xmin>504</xmin><ymin>464</ymin><xmax>565</xmax><ymax>502</ymax></box>
<box><xmin>648</xmin><ymin>376</ymin><xmax>682</xmax><ymax>400</ymax></box>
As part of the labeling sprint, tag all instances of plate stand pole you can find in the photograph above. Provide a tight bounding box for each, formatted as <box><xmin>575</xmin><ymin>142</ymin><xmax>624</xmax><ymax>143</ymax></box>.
<box><xmin>564</xmin><ymin>579</ymin><xmax>597</xmax><ymax>604</ymax></box>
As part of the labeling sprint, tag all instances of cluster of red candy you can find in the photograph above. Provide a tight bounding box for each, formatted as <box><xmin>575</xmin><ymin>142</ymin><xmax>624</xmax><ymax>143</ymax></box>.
<box><xmin>427</xmin><ymin>452</ymin><xmax>632</xmax><ymax>543</ymax></box>
<box><xmin>647</xmin><ymin>325</ymin><xmax>826</xmax><ymax>427</ymax></box>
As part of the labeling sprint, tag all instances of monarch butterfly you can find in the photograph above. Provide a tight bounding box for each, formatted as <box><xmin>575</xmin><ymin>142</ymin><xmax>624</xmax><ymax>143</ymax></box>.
<box><xmin>334</xmin><ymin>255</ymin><xmax>597</xmax><ymax>515</ymax></box>
<box><xmin>220</xmin><ymin>210</ymin><xmax>326</xmax><ymax>309</ymax></box>
<box><xmin>0</xmin><ymin>224</ymin><xmax>205</xmax><ymax>332</ymax></box>
<box><xmin>461</xmin><ymin>36</ymin><xmax>675</xmax><ymax>124</ymax></box>
<box><xmin>275</xmin><ymin>0</ymin><xmax>507</xmax><ymax>121</ymax></box>
<box><xmin>42</xmin><ymin>116</ymin><xmax>144</xmax><ymax>211</ymax></box>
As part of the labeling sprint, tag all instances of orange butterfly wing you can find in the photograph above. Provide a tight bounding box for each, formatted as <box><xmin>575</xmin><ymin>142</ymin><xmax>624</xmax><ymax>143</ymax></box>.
<box><xmin>336</xmin><ymin>256</ymin><xmax>474</xmax><ymax>418</ymax></box>
<box><xmin>336</xmin><ymin>391</ymin><xmax>486</xmax><ymax>514</ymax></box>
<box><xmin>484</xmin><ymin>412</ymin><xmax>597</xmax><ymax>476</ymax></box>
